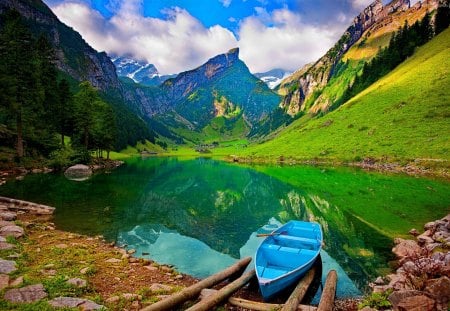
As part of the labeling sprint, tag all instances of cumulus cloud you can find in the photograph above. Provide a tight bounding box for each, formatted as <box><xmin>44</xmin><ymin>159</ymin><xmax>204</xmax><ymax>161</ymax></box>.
<box><xmin>51</xmin><ymin>1</ymin><xmax>349</xmax><ymax>74</ymax></box>
<box><xmin>52</xmin><ymin>1</ymin><xmax>237</xmax><ymax>74</ymax></box>
<box><xmin>238</xmin><ymin>8</ymin><xmax>339</xmax><ymax>73</ymax></box>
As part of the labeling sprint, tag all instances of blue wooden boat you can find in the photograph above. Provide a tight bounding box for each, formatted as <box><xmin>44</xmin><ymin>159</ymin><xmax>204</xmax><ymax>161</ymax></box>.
<box><xmin>255</xmin><ymin>220</ymin><xmax>323</xmax><ymax>300</ymax></box>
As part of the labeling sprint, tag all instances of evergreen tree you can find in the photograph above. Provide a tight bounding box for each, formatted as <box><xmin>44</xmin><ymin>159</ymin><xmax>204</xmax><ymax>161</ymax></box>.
<box><xmin>73</xmin><ymin>81</ymin><xmax>99</xmax><ymax>150</ymax></box>
<box><xmin>0</xmin><ymin>10</ymin><xmax>37</xmax><ymax>158</ymax></box>
<box><xmin>56</xmin><ymin>79</ymin><xmax>74</xmax><ymax>146</ymax></box>
<box><xmin>435</xmin><ymin>3</ymin><xmax>450</xmax><ymax>35</ymax></box>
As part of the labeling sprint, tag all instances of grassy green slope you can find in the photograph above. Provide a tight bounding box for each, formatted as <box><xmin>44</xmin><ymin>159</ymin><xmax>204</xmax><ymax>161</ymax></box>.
<box><xmin>243</xmin><ymin>28</ymin><xmax>450</xmax><ymax>163</ymax></box>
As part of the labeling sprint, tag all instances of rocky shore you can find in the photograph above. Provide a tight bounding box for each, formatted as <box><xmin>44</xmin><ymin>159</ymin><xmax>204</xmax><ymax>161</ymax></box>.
<box><xmin>365</xmin><ymin>214</ymin><xmax>450</xmax><ymax>310</ymax></box>
<box><xmin>0</xmin><ymin>196</ymin><xmax>448</xmax><ymax>310</ymax></box>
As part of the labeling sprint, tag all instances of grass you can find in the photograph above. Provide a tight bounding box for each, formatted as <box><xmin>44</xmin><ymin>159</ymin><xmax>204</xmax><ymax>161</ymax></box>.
<box><xmin>239</xmin><ymin>28</ymin><xmax>450</xmax><ymax>164</ymax></box>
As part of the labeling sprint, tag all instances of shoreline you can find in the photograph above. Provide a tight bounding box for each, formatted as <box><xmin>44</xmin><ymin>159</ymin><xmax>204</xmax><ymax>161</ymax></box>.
<box><xmin>0</xmin><ymin>197</ymin><xmax>448</xmax><ymax>310</ymax></box>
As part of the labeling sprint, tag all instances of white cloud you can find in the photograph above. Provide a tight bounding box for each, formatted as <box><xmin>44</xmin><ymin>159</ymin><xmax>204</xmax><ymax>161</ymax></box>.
<box><xmin>51</xmin><ymin>1</ymin><xmax>345</xmax><ymax>74</ymax></box>
<box><xmin>219</xmin><ymin>0</ymin><xmax>232</xmax><ymax>8</ymax></box>
<box><xmin>238</xmin><ymin>9</ymin><xmax>339</xmax><ymax>73</ymax></box>
<box><xmin>52</xmin><ymin>1</ymin><xmax>237</xmax><ymax>74</ymax></box>
<box><xmin>350</xmin><ymin>0</ymin><xmax>373</xmax><ymax>10</ymax></box>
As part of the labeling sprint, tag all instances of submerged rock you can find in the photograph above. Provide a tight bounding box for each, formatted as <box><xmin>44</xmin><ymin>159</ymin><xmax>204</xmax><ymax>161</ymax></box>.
<box><xmin>64</xmin><ymin>164</ymin><xmax>92</xmax><ymax>181</ymax></box>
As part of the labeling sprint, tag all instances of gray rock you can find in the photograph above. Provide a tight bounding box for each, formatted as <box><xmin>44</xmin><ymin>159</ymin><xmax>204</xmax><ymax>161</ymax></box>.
<box><xmin>0</xmin><ymin>274</ymin><xmax>9</xmax><ymax>290</ymax></box>
<box><xmin>0</xmin><ymin>242</ymin><xmax>15</xmax><ymax>250</ymax></box>
<box><xmin>4</xmin><ymin>284</ymin><xmax>48</xmax><ymax>303</ymax></box>
<box><xmin>0</xmin><ymin>259</ymin><xmax>17</xmax><ymax>274</ymax></box>
<box><xmin>424</xmin><ymin>221</ymin><xmax>436</xmax><ymax>231</ymax></box>
<box><xmin>0</xmin><ymin>225</ymin><xmax>24</xmax><ymax>238</ymax></box>
<box><xmin>66</xmin><ymin>277</ymin><xmax>87</xmax><ymax>288</ymax></box>
<box><xmin>49</xmin><ymin>297</ymin><xmax>104</xmax><ymax>310</ymax></box>
<box><xmin>389</xmin><ymin>290</ymin><xmax>425</xmax><ymax>310</ymax></box>
<box><xmin>64</xmin><ymin>164</ymin><xmax>92</xmax><ymax>181</ymax></box>
<box><xmin>0</xmin><ymin>211</ymin><xmax>16</xmax><ymax>221</ymax></box>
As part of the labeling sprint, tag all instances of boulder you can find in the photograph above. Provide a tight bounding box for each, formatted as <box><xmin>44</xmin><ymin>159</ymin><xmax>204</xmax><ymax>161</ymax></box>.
<box><xmin>49</xmin><ymin>297</ymin><xmax>104</xmax><ymax>310</ymax></box>
<box><xmin>425</xmin><ymin>276</ymin><xmax>450</xmax><ymax>303</ymax></box>
<box><xmin>64</xmin><ymin>164</ymin><xmax>92</xmax><ymax>181</ymax></box>
<box><xmin>417</xmin><ymin>232</ymin><xmax>434</xmax><ymax>245</ymax></box>
<box><xmin>397</xmin><ymin>295</ymin><xmax>435</xmax><ymax>311</ymax></box>
<box><xmin>4</xmin><ymin>284</ymin><xmax>48</xmax><ymax>303</ymax></box>
<box><xmin>0</xmin><ymin>259</ymin><xmax>17</xmax><ymax>274</ymax></box>
<box><xmin>392</xmin><ymin>239</ymin><xmax>422</xmax><ymax>259</ymax></box>
<box><xmin>0</xmin><ymin>225</ymin><xmax>24</xmax><ymax>238</ymax></box>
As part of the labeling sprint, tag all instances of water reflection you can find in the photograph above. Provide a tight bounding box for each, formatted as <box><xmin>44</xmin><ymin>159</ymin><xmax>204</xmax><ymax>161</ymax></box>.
<box><xmin>0</xmin><ymin>157</ymin><xmax>425</xmax><ymax>298</ymax></box>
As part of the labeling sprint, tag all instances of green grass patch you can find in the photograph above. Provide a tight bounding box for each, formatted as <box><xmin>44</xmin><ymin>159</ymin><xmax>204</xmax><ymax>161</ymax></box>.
<box><xmin>240</xmin><ymin>28</ymin><xmax>450</xmax><ymax>164</ymax></box>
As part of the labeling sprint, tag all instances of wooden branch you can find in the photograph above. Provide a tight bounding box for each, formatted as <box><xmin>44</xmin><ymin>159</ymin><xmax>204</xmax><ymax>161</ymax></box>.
<box><xmin>317</xmin><ymin>270</ymin><xmax>337</xmax><ymax>311</ymax></box>
<box><xmin>186</xmin><ymin>269</ymin><xmax>256</xmax><ymax>311</ymax></box>
<box><xmin>281</xmin><ymin>267</ymin><xmax>316</xmax><ymax>311</ymax></box>
<box><xmin>228</xmin><ymin>297</ymin><xmax>318</xmax><ymax>311</ymax></box>
<box><xmin>141</xmin><ymin>257</ymin><xmax>252</xmax><ymax>311</ymax></box>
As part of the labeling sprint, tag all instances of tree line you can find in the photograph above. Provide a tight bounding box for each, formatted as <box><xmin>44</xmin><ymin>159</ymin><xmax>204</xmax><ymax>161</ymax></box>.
<box><xmin>0</xmin><ymin>10</ymin><xmax>120</xmax><ymax>166</ymax></box>
<box><xmin>335</xmin><ymin>6</ymin><xmax>449</xmax><ymax>109</ymax></box>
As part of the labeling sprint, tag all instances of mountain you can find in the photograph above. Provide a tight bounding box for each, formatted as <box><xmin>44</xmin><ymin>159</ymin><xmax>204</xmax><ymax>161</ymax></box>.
<box><xmin>123</xmin><ymin>48</ymin><xmax>281</xmax><ymax>143</ymax></box>
<box><xmin>112</xmin><ymin>56</ymin><xmax>174</xmax><ymax>86</ymax></box>
<box><xmin>240</xmin><ymin>26</ymin><xmax>450</xmax><ymax>163</ymax></box>
<box><xmin>277</xmin><ymin>0</ymin><xmax>439</xmax><ymax>115</ymax></box>
<box><xmin>0</xmin><ymin>0</ymin><xmax>121</xmax><ymax>92</ymax></box>
<box><xmin>0</xmin><ymin>0</ymin><xmax>155</xmax><ymax>149</ymax></box>
<box><xmin>254</xmin><ymin>69</ymin><xmax>291</xmax><ymax>89</ymax></box>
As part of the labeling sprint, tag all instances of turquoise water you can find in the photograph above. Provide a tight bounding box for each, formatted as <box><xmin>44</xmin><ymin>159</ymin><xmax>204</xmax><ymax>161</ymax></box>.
<box><xmin>1</xmin><ymin>157</ymin><xmax>449</xmax><ymax>299</ymax></box>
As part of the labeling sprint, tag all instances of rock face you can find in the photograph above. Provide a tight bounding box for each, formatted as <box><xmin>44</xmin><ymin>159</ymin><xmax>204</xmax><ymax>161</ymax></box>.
<box><xmin>64</xmin><ymin>164</ymin><xmax>93</xmax><ymax>181</ymax></box>
<box><xmin>279</xmin><ymin>0</ymin><xmax>420</xmax><ymax>115</ymax></box>
<box><xmin>4</xmin><ymin>284</ymin><xmax>48</xmax><ymax>303</ymax></box>
<box><xmin>0</xmin><ymin>0</ymin><xmax>120</xmax><ymax>92</ymax></box>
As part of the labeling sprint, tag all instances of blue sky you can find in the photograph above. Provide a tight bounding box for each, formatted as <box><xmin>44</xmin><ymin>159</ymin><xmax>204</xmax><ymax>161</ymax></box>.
<box><xmin>43</xmin><ymin>0</ymin><xmax>409</xmax><ymax>74</ymax></box>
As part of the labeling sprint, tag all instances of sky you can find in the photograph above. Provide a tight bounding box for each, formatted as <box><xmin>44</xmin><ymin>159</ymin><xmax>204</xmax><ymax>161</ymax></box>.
<box><xmin>43</xmin><ymin>0</ymin><xmax>419</xmax><ymax>75</ymax></box>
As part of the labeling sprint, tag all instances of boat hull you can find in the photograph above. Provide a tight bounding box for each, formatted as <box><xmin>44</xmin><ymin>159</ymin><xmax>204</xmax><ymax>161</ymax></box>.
<box><xmin>255</xmin><ymin>220</ymin><xmax>322</xmax><ymax>300</ymax></box>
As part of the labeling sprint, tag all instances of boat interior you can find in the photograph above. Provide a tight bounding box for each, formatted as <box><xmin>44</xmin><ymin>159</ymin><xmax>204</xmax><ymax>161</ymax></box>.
<box><xmin>256</xmin><ymin>225</ymin><xmax>321</xmax><ymax>280</ymax></box>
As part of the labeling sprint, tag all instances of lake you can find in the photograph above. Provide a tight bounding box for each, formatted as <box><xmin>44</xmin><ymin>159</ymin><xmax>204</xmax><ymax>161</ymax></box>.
<box><xmin>1</xmin><ymin>157</ymin><xmax>449</xmax><ymax>299</ymax></box>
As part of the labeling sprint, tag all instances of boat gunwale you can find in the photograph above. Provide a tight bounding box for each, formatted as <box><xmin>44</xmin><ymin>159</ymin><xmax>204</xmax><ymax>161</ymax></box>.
<box><xmin>255</xmin><ymin>221</ymin><xmax>323</xmax><ymax>286</ymax></box>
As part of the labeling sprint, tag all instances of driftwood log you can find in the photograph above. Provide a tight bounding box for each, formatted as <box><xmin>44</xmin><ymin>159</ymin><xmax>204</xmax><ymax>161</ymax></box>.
<box><xmin>186</xmin><ymin>269</ymin><xmax>256</xmax><ymax>311</ymax></box>
<box><xmin>141</xmin><ymin>257</ymin><xmax>252</xmax><ymax>311</ymax></box>
<box><xmin>228</xmin><ymin>297</ymin><xmax>317</xmax><ymax>311</ymax></box>
<box><xmin>281</xmin><ymin>266</ymin><xmax>316</xmax><ymax>311</ymax></box>
<box><xmin>317</xmin><ymin>270</ymin><xmax>337</xmax><ymax>311</ymax></box>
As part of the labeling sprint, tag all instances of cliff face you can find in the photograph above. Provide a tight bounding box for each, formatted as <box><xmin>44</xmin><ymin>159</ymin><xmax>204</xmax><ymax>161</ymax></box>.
<box><xmin>0</xmin><ymin>0</ymin><xmax>121</xmax><ymax>92</ymax></box>
<box><xmin>279</xmin><ymin>0</ymin><xmax>412</xmax><ymax>115</ymax></box>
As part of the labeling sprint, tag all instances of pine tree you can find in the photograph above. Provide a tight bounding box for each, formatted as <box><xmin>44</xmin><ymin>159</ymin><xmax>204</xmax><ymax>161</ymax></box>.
<box><xmin>56</xmin><ymin>79</ymin><xmax>74</xmax><ymax>146</ymax></box>
<box><xmin>0</xmin><ymin>10</ymin><xmax>37</xmax><ymax>158</ymax></box>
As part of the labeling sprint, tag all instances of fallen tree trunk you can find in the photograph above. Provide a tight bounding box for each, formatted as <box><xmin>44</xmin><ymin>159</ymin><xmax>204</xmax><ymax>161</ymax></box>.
<box><xmin>317</xmin><ymin>270</ymin><xmax>337</xmax><ymax>311</ymax></box>
<box><xmin>228</xmin><ymin>297</ymin><xmax>318</xmax><ymax>311</ymax></box>
<box><xmin>281</xmin><ymin>267</ymin><xmax>316</xmax><ymax>311</ymax></box>
<box><xmin>141</xmin><ymin>257</ymin><xmax>252</xmax><ymax>311</ymax></box>
<box><xmin>186</xmin><ymin>269</ymin><xmax>256</xmax><ymax>311</ymax></box>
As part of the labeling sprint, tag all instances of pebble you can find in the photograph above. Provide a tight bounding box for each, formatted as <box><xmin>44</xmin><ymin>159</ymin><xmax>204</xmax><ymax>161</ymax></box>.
<box><xmin>0</xmin><ymin>259</ymin><xmax>17</xmax><ymax>274</ymax></box>
<box><xmin>80</xmin><ymin>267</ymin><xmax>90</xmax><ymax>274</ymax></box>
<box><xmin>105</xmin><ymin>258</ymin><xmax>122</xmax><ymax>263</ymax></box>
